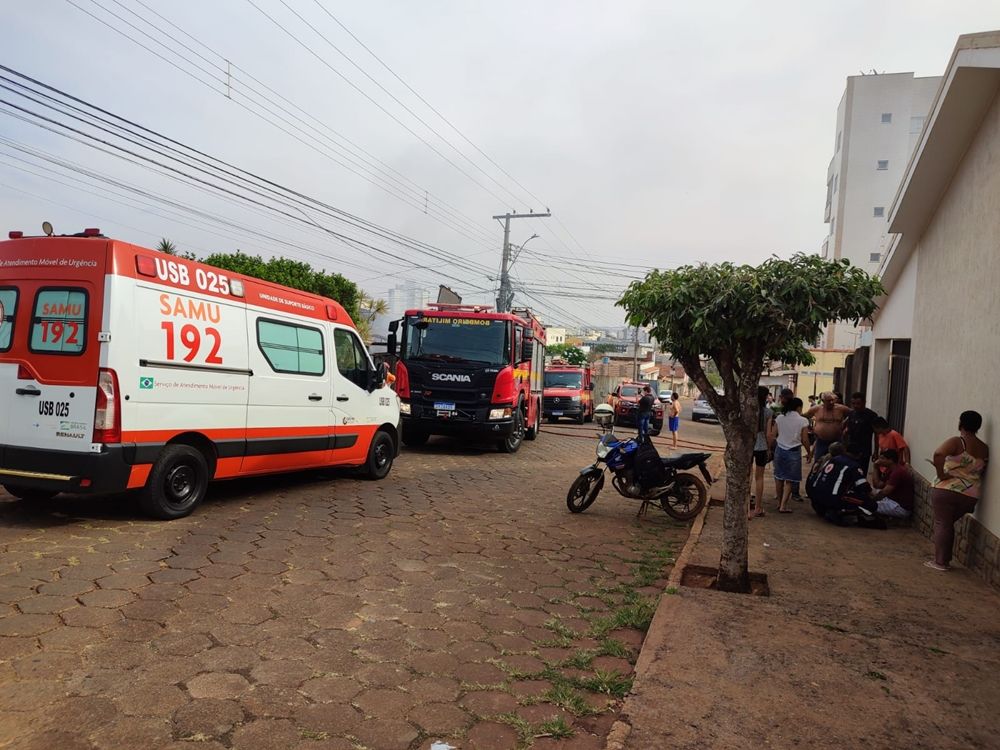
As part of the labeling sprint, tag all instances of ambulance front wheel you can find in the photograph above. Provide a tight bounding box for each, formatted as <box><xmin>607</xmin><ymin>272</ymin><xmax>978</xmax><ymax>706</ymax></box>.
<box><xmin>139</xmin><ymin>444</ymin><xmax>209</xmax><ymax>520</ymax></box>
<box><xmin>364</xmin><ymin>430</ymin><xmax>395</xmax><ymax>480</ymax></box>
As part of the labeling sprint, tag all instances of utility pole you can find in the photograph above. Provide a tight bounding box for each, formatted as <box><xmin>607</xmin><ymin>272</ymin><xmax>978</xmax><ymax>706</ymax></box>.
<box><xmin>493</xmin><ymin>210</ymin><xmax>550</xmax><ymax>312</ymax></box>
<box><xmin>632</xmin><ymin>325</ymin><xmax>639</xmax><ymax>381</ymax></box>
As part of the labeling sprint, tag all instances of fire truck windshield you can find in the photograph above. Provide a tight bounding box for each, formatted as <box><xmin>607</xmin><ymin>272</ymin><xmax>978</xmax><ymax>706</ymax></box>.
<box><xmin>405</xmin><ymin>317</ymin><xmax>510</xmax><ymax>366</ymax></box>
<box><xmin>545</xmin><ymin>372</ymin><xmax>582</xmax><ymax>389</ymax></box>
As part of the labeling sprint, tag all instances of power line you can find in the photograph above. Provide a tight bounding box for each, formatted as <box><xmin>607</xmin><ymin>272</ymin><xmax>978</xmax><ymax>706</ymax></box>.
<box><xmin>64</xmin><ymin>0</ymin><xmax>500</xmax><ymax>248</ymax></box>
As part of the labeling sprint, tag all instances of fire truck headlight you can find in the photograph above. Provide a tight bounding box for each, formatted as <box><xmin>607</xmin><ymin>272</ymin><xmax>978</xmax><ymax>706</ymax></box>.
<box><xmin>399</xmin><ymin>402</ymin><xmax>411</xmax><ymax>415</ymax></box>
<box><xmin>489</xmin><ymin>407</ymin><xmax>512</xmax><ymax>420</ymax></box>
<box><xmin>570</xmin><ymin>396</ymin><xmax>581</xmax><ymax>403</ymax></box>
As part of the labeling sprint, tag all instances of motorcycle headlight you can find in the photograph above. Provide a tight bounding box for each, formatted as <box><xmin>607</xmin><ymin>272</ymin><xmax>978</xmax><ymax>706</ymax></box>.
<box><xmin>596</xmin><ymin>440</ymin><xmax>612</xmax><ymax>459</ymax></box>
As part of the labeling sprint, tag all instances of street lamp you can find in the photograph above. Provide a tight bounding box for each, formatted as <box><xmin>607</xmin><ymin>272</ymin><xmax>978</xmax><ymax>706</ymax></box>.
<box><xmin>510</xmin><ymin>233</ymin><xmax>540</xmax><ymax>264</ymax></box>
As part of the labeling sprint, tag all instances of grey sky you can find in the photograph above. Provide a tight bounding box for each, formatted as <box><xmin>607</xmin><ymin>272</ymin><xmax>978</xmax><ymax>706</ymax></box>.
<box><xmin>3</xmin><ymin>1</ymin><xmax>999</xmax><ymax>328</ymax></box>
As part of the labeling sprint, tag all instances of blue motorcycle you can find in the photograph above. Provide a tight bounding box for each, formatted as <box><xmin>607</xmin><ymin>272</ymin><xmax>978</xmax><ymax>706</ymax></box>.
<box><xmin>567</xmin><ymin>405</ymin><xmax>712</xmax><ymax>520</ymax></box>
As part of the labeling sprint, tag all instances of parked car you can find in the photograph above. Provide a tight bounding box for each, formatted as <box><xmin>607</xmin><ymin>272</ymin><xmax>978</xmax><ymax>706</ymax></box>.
<box><xmin>658</xmin><ymin>392</ymin><xmax>672</xmax><ymax>404</ymax></box>
<box><xmin>691</xmin><ymin>392</ymin><xmax>721</xmax><ymax>422</ymax></box>
<box><xmin>607</xmin><ymin>382</ymin><xmax>664</xmax><ymax>433</ymax></box>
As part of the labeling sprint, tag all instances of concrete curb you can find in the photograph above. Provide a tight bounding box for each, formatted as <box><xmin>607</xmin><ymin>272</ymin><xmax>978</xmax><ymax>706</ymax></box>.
<box><xmin>603</xmin><ymin>473</ymin><xmax>721</xmax><ymax>749</ymax></box>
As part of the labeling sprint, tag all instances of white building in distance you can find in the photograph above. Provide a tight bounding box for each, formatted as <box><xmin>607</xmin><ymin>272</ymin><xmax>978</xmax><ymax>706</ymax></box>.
<box><xmin>822</xmin><ymin>71</ymin><xmax>940</xmax><ymax>350</ymax></box>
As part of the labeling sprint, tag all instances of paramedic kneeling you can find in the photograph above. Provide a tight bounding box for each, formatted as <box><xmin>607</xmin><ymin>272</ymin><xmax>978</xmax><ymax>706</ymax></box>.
<box><xmin>871</xmin><ymin>449</ymin><xmax>913</xmax><ymax>519</ymax></box>
<box><xmin>807</xmin><ymin>443</ymin><xmax>876</xmax><ymax>523</ymax></box>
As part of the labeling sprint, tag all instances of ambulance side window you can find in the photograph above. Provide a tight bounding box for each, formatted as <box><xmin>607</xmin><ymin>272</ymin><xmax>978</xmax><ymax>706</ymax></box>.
<box><xmin>0</xmin><ymin>287</ymin><xmax>17</xmax><ymax>352</ymax></box>
<box><xmin>30</xmin><ymin>288</ymin><xmax>87</xmax><ymax>355</ymax></box>
<box><xmin>256</xmin><ymin>319</ymin><xmax>325</xmax><ymax>376</ymax></box>
<box><xmin>334</xmin><ymin>328</ymin><xmax>371</xmax><ymax>390</ymax></box>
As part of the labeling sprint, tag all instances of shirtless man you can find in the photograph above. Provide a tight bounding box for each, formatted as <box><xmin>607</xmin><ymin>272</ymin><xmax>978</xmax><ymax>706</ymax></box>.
<box><xmin>805</xmin><ymin>391</ymin><xmax>851</xmax><ymax>463</ymax></box>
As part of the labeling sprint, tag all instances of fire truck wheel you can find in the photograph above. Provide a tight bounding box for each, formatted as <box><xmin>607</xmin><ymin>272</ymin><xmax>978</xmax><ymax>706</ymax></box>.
<box><xmin>584</xmin><ymin>410</ymin><xmax>594</xmax><ymax>423</ymax></box>
<box><xmin>498</xmin><ymin>405</ymin><xmax>525</xmax><ymax>453</ymax></box>
<box><xmin>401</xmin><ymin>426</ymin><xmax>429</xmax><ymax>447</ymax></box>
<box><xmin>525</xmin><ymin>403</ymin><xmax>541</xmax><ymax>441</ymax></box>
<box><xmin>139</xmin><ymin>445</ymin><xmax>209</xmax><ymax>520</ymax></box>
<box><xmin>364</xmin><ymin>430</ymin><xmax>395</xmax><ymax>480</ymax></box>
<box><xmin>576</xmin><ymin>412</ymin><xmax>585</xmax><ymax>425</ymax></box>
<box><xmin>2</xmin><ymin>485</ymin><xmax>57</xmax><ymax>502</ymax></box>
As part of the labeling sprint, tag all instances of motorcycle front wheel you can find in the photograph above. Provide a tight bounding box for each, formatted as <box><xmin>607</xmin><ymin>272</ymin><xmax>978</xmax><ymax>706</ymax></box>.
<box><xmin>660</xmin><ymin>472</ymin><xmax>707</xmax><ymax>520</ymax></box>
<box><xmin>567</xmin><ymin>472</ymin><xmax>605</xmax><ymax>513</ymax></box>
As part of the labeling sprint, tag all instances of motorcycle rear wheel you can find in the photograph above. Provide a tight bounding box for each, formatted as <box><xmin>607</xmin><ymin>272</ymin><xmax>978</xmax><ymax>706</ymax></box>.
<box><xmin>567</xmin><ymin>473</ymin><xmax>605</xmax><ymax>513</ymax></box>
<box><xmin>660</xmin><ymin>473</ymin><xmax>707</xmax><ymax>520</ymax></box>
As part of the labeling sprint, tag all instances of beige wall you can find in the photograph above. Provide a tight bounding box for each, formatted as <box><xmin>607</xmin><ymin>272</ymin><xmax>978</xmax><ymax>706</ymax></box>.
<box><xmin>906</xmin><ymin>88</ymin><xmax>1000</xmax><ymax>537</ymax></box>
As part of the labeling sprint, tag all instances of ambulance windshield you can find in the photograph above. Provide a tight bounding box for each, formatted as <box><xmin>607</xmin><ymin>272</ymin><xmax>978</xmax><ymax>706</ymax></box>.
<box><xmin>404</xmin><ymin>316</ymin><xmax>509</xmax><ymax>367</ymax></box>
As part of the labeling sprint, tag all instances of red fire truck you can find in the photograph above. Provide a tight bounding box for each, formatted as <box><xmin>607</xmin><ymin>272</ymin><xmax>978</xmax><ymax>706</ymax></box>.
<box><xmin>388</xmin><ymin>303</ymin><xmax>546</xmax><ymax>453</ymax></box>
<box><xmin>543</xmin><ymin>361</ymin><xmax>594</xmax><ymax>424</ymax></box>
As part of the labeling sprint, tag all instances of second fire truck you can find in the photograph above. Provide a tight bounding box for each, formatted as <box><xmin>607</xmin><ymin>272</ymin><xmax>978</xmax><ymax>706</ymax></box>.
<box><xmin>388</xmin><ymin>304</ymin><xmax>545</xmax><ymax>452</ymax></box>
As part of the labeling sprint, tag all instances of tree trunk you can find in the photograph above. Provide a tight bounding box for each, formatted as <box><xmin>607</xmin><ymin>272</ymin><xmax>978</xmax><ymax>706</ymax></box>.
<box><xmin>716</xmin><ymin>418</ymin><xmax>756</xmax><ymax>593</ymax></box>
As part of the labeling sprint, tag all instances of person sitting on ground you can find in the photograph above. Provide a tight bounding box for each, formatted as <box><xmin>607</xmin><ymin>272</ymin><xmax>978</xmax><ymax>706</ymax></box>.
<box><xmin>770</xmin><ymin>397</ymin><xmax>811</xmax><ymax>513</ymax></box>
<box><xmin>873</xmin><ymin>417</ymin><xmax>910</xmax><ymax>467</ymax></box>
<box><xmin>807</xmin><ymin>442</ymin><xmax>878</xmax><ymax>525</ymax></box>
<box><xmin>871</xmin><ymin>449</ymin><xmax>913</xmax><ymax>519</ymax></box>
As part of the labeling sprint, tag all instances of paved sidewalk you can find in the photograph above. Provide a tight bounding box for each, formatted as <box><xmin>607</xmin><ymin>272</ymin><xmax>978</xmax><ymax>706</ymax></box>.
<box><xmin>619</xmin><ymin>477</ymin><xmax>1000</xmax><ymax>749</ymax></box>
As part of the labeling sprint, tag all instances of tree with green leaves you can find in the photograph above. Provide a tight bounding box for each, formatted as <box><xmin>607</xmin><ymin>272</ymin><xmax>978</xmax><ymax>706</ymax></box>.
<box><xmin>619</xmin><ymin>254</ymin><xmax>883</xmax><ymax>592</ymax></box>
<box><xmin>547</xmin><ymin>344</ymin><xmax>587</xmax><ymax>366</ymax></box>
<box><xmin>156</xmin><ymin>238</ymin><xmax>177</xmax><ymax>255</ymax></box>
<box><xmin>201</xmin><ymin>251</ymin><xmax>361</xmax><ymax>322</ymax></box>
<box><xmin>356</xmin><ymin>293</ymin><xmax>388</xmax><ymax>344</ymax></box>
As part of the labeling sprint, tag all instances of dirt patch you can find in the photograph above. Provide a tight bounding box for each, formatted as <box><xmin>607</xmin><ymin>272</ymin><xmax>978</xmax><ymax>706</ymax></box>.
<box><xmin>679</xmin><ymin>564</ymin><xmax>770</xmax><ymax>596</ymax></box>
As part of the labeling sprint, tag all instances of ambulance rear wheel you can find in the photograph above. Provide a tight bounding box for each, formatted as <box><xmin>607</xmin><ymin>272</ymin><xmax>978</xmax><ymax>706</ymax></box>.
<box><xmin>364</xmin><ymin>430</ymin><xmax>395</xmax><ymax>480</ymax></box>
<box><xmin>139</xmin><ymin>445</ymin><xmax>209</xmax><ymax>520</ymax></box>
<box><xmin>2</xmin><ymin>485</ymin><xmax>57</xmax><ymax>502</ymax></box>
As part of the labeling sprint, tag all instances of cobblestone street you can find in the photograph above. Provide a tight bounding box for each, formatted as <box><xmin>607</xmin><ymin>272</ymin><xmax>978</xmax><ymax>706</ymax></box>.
<box><xmin>0</xmin><ymin>423</ymin><xmax>723</xmax><ymax>750</ymax></box>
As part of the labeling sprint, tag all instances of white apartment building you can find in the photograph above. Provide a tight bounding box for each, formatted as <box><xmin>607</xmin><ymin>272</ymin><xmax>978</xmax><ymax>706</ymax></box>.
<box><xmin>386</xmin><ymin>281</ymin><xmax>430</xmax><ymax>320</ymax></box>
<box><xmin>822</xmin><ymin>72</ymin><xmax>940</xmax><ymax>349</ymax></box>
<box><xmin>544</xmin><ymin>327</ymin><xmax>567</xmax><ymax>346</ymax></box>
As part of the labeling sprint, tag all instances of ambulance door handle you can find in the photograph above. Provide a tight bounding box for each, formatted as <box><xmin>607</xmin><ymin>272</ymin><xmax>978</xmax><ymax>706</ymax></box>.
<box><xmin>16</xmin><ymin>387</ymin><xmax>41</xmax><ymax>396</ymax></box>
<box><xmin>336</xmin><ymin>395</ymin><xmax>349</xmax><ymax>402</ymax></box>
<box><xmin>308</xmin><ymin>394</ymin><xmax>323</xmax><ymax>402</ymax></box>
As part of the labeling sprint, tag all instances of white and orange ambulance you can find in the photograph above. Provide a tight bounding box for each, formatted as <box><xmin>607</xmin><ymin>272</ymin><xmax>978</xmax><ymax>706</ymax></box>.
<box><xmin>0</xmin><ymin>228</ymin><xmax>400</xmax><ymax>518</ymax></box>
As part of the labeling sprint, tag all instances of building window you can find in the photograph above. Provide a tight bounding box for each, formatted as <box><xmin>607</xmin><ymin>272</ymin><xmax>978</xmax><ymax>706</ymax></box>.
<box><xmin>910</xmin><ymin>116</ymin><xmax>925</xmax><ymax>135</ymax></box>
<box><xmin>870</xmin><ymin>252</ymin><xmax>882</xmax><ymax>263</ymax></box>
<box><xmin>877</xmin><ymin>160</ymin><xmax>889</xmax><ymax>170</ymax></box>
<box><xmin>881</xmin><ymin>113</ymin><xmax>892</xmax><ymax>124</ymax></box>
<box><xmin>873</xmin><ymin>206</ymin><xmax>885</xmax><ymax>218</ymax></box>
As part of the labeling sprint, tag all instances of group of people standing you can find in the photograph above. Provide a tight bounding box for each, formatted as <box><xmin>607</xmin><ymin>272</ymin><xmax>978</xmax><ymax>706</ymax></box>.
<box><xmin>747</xmin><ymin>387</ymin><xmax>988</xmax><ymax>571</ymax></box>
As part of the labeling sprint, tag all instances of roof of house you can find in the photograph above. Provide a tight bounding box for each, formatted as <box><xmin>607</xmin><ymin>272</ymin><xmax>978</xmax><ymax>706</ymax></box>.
<box><xmin>879</xmin><ymin>31</ymin><xmax>1000</xmax><ymax>298</ymax></box>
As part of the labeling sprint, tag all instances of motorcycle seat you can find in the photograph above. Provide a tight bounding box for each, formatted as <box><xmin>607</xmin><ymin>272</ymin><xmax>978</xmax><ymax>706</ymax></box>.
<box><xmin>661</xmin><ymin>452</ymin><xmax>711</xmax><ymax>470</ymax></box>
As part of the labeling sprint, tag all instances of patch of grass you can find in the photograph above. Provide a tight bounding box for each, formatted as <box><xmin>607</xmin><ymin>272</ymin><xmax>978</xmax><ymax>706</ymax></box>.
<box><xmin>596</xmin><ymin>637</ymin><xmax>633</xmax><ymax>660</ymax></box>
<box><xmin>577</xmin><ymin>669</ymin><xmax>633</xmax><ymax>698</ymax></box>
<box><xmin>665</xmin><ymin>586</ymin><xmax>679</xmax><ymax>595</ymax></box>
<box><xmin>865</xmin><ymin>670</ymin><xmax>888</xmax><ymax>681</ymax></box>
<box><xmin>495</xmin><ymin>713</ymin><xmax>535</xmax><ymax>747</ymax></box>
<box><xmin>928</xmin><ymin>646</ymin><xmax>949</xmax><ymax>655</ymax></box>
<box><xmin>536</xmin><ymin>715</ymin><xmax>575</xmax><ymax>739</ymax></box>
<box><xmin>561</xmin><ymin>649</ymin><xmax>595</xmax><ymax>670</ymax></box>
<box><xmin>544</xmin><ymin>682</ymin><xmax>598</xmax><ymax>716</ymax></box>
<box><xmin>609</xmin><ymin>597</ymin><xmax>657</xmax><ymax>631</ymax></box>
<box><xmin>299</xmin><ymin>729</ymin><xmax>330</xmax><ymax>741</ymax></box>
<box><xmin>459</xmin><ymin>681</ymin><xmax>509</xmax><ymax>692</ymax></box>
<box><xmin>544</xmin><ymin>619</ymin><xmax>578</xmax><ymax>640</ymax></box>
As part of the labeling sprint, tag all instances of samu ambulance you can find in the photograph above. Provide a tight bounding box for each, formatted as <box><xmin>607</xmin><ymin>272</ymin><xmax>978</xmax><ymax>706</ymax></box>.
<box><xmin>0</xmin><ymin>228</ymin><xmax>400</xmax><ymax>519</ymax></box>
